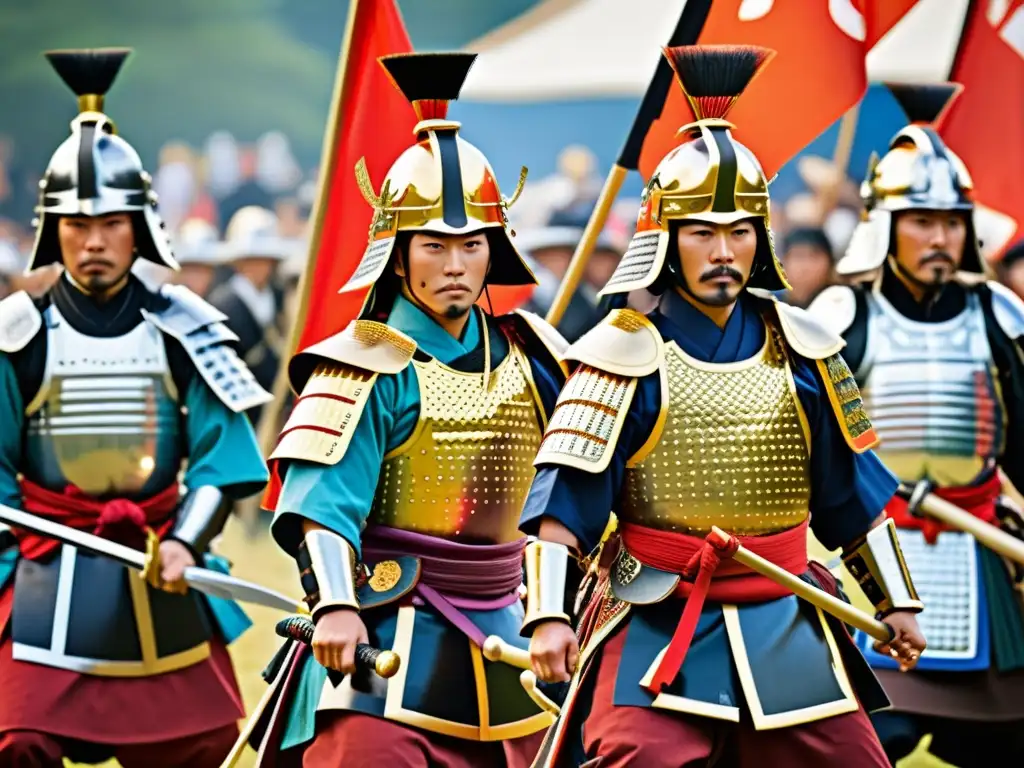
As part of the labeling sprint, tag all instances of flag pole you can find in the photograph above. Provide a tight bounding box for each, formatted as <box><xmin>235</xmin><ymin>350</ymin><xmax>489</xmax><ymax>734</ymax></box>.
<box><xmin>544</xmin><ymin>0</ymin><xmax>712</xmax><ymax>327</ymax></box>
<box><xmin>249</xmin><ymin>0</ymin><xmax>364</xmax><ymax>525</ymax></box>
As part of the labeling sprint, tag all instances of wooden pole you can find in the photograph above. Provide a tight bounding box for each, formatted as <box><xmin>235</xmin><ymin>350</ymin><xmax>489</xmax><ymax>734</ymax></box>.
<box><xmin>245</xmin><ymin>0</ymin><xmax>364</xmax><ymax>528</ymax></box>
<box><xmin>903</xmin><ymin>486</ymin><xmax>1024</xmax><ymax>566</ymax></box>
<box><xmin>709</xmin><ymin>526</ymin><xmax>893</xmax><ymax>643</ymax></box>
<box><xmin>218</xmin><ymin>641</ymin><xmax>301</xmax><ymax>768</ymax></box>
<box><xmin>544</xmin><ymin>164</ymin><xmax>629</xmax><ymax>326</ymax></box>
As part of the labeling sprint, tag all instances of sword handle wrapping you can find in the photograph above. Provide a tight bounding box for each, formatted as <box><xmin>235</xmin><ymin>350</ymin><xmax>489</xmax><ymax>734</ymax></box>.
<box><xmin>274</xmin><ymin>615</ymin><xmax>401</xmax><ymax>679</ymax></box>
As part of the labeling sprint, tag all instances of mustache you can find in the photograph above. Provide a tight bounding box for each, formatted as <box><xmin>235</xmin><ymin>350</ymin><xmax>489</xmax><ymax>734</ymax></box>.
<box><xmin>699</xmin><ymin>265</ymin><xmax>744</xmax><ymax>283</ymax></box>
<box><xmin>919</xmin><ymin>251</ymin><xmax>955</xmax><ymax>268</ymax></box>
<box><xmin>436</xmin><ymin>282</ymin><xmax>472</xmax><ymax>294</ymax></box>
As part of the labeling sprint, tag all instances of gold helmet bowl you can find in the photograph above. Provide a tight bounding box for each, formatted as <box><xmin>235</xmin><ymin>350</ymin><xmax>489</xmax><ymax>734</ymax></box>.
<box><xmin>340</xmin><ymin>52</ymin><xmax>534</xmax><ymax>299</ymax></box>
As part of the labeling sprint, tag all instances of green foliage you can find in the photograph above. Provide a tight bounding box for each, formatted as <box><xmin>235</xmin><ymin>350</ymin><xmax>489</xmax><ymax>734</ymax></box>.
<box><xmin>0</xmin><ymin>0</ymin><xmax>540</xmax><ymax>174</ymax></box>
<box><xmin>0</xmin><ymin>0</ymin><xmax>335</xmax><ymax>171</ymax></box>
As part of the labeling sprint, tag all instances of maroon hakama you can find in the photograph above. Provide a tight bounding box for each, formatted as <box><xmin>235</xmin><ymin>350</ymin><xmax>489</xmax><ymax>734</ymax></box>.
<box><xmin>0</xmin><ymin>586</ymin><xmax>244</xmax><ymax>763</ymax></box>
<box><xmin>579</xmin><ymin>627</ymin><xmax>891</xmax><ymax>768</ymax></box>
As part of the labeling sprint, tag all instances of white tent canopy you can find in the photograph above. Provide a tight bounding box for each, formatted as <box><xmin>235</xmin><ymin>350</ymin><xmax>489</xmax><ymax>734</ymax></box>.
<box><xmin>461</xmin><ymin>0</ymin><xmax>970</xmax><ymax>102</ymax></box>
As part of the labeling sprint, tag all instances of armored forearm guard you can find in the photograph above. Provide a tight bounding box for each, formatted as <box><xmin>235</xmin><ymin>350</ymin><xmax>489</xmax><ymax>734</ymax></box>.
<box><xmin>842</xmin><ymin>518</ymin><xmax>924</xmax><ymax>618</ymax></box>
<box><xmin>297</xmin><ymin>529</ymin><xmax>360</xmax><ymax>622</ymax></box>
<box><xmin>521</xmin><ymin>540</ymin><xmax>580</xmax><ymax>637</ymax></box>
<box><xmin>170</xmin><ymin>486</ymin><xmax>227</xmax><ymax>555</ymax></box>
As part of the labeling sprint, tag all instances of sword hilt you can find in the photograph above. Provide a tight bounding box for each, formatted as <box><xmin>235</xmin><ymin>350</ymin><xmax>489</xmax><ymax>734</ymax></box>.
<box><xmin>274</xmin><ymin>615</ymin><xmax>401</xmax><ymax>680</ymax></box>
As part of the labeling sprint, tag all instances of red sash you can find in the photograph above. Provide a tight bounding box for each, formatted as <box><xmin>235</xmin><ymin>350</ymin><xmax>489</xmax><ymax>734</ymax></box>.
<box><xmin>15</xmin><ymin>479</ymin><xmax>180</xmax><ymax>560</ymax></box>
<box><xmin>886</xmin><ymin>473</ymin><xmax>1001</xmax><ymax>544</ymax></box>
<box><xmin>620</xmin><ymin>519</ymin><xmax>809</xmax><ymax>695</ymax></box>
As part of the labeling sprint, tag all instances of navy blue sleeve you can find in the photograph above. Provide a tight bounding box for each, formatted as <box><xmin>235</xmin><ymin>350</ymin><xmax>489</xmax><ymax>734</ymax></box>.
<box><xmin>520</xmin><ymin>371</ymin><xmax>661</xmax><ymax>553</ymax></box>
<box><xmin>528</xmin><ymin>356</ymin><xmax>563</xmax><ymax>419</ymax></box>
<box><xmin>792</xmin><ymin>354</ymin><xmax>898</xmax><ymax>551</ymax></box>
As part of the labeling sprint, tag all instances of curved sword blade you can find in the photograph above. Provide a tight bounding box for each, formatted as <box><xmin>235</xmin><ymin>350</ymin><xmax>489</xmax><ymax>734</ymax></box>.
<box><xmin>0</xmin><ymin>502</ymin><xmax>305</xmax><ymax>613</ymax></box>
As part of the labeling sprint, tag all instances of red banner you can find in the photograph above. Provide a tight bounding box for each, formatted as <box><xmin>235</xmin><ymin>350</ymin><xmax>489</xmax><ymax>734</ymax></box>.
<box><xmin>941</xmin><ymin>0</ymin><xmax>1024</xmax><ymax>260</ymax></box>
<box><xmin>638</xmin><ymin>0</ymin><xmax>919</xmax><ymax>181</ymax></box>
<box><xmin>295</xmin><ymin>0</ymin><xmax>416</xmax><ymax>351</ymax></box>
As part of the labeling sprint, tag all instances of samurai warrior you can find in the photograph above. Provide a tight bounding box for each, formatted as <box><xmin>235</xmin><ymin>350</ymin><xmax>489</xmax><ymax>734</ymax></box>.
<box><xmin>253</xmin><ymin>52</ymin><xmax>568</xmax><ymax>767</ymax></box>
<box><xmin>810</xmin><ymin>82</ymin><xmax>1024</xmax><ymax>767</ymax></box>
<box><xmin>520</xmin><ymin>45</ymin><xmax>927</xmax><ymax>768</ymax></box>
<box><xmin>0</xmin><ymin>49</ymin><xmax>270</xmax><ymax>766</ymax></box>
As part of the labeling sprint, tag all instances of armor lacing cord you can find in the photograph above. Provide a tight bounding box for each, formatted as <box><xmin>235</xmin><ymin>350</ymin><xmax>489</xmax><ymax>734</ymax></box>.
<box><xmin>645</xmin><ymin>532</ymin><xmax>739</xmax><ymax>694</ymax></box>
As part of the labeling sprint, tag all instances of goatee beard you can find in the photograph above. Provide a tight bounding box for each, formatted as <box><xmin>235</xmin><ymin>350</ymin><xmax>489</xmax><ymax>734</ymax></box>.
<box><xmin>443</xmin><ymin>304</ymin><xmax>470</xmax><ymax>319</ymax></box>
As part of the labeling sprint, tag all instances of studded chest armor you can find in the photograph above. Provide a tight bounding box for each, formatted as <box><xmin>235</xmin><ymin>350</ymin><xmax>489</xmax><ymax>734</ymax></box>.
<box><xmin>859</xmin><ymin>290</ymin><xmax>1004</xmax><ymax>487</ymax></box>
<box><xmin>22</xmin><ymin>304</ymin><xmax>184</xmax><ymax>498</ymax></box>
<box><xmin>368</xmin><ymin>345</ymin><xmax>544</xmax><ymax>544</ymax></box>
<box><xmin>620</xmin><ymin>333</ymin><xmax>812</xmax><ymax>535</ymax></box>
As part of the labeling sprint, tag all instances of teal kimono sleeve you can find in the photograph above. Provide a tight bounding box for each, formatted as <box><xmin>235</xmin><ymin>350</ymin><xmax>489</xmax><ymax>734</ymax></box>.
<box><xmin>0</xmin><ymin>354</ymin><xmax>22</xmax><ymax>511</ymax></box>
<box><xmin>181</xmin><ymin>375</ymin><xmax>269</xmax><ymax>499</ymax></box>
<box><xmin>0</xmin><ymin>354</ymin><xmax>23</xmax><ymax>590</ymax></box>
<box><xmin>271</xmin><ymin>368</ymin><xmax>419</xmax><ymax>558</ymax></box>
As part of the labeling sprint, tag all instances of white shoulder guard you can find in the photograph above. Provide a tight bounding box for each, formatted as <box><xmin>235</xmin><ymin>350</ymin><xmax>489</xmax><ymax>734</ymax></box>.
<box><xmin>287</xmin><ymin>320</ymin><xmax>417</xmax><ymax>393</ymax></box>
<box><xmin>271</xmin><ymin>320</ymin><xmax>417</xmax><ymax>467</ymax></box>
<box><xmin>987</xmin><ymin>280</ymin><xmax>1024</xmax><ymax>341</ymax></box>
<box><xmin>749</xmin><ymin>288</ymin><xmax>846</xmax><ymax>360</ymax></box>
<box><xmin>806</xmin><ymin>284</ymin><xmax>859</xmax><ymax>338</ymax></box>
<box><xmin>534</xmin><ymin>310</ymin><xmax>661</xmax><ymax>474</ymax></box>
<box><xmin>564</xmin><ymin>308</ymin><xmax>662</xmax><ymax>376</ymax></box>
<box><xmin>141</xmin><ymin>284</ymin><xmax>272</xmax><ymax>413</ymax></box>
<box><xmin>0</xmin><ymin>291</ymin><xmax>42</xmax><ymax>354</ymax></box>
<box><xmin>511</xmin><ymin>309</ymin><xmax>569</xmax><ymax>377</ymax></box>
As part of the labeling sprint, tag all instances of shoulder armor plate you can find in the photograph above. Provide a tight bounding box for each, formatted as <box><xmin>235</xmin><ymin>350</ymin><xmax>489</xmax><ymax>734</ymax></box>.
<box><xmin>142</xmin><ymin>284</ymin><xmax>271</xmax><ymax>413</ymax></box>
<box><xmin>748</xmin><ymin>288</ymin><xmax>845</xmax><ymax>360</ymax></box>
<box><xmin>288</xmin><ymin>320</ymin><xmax>417</xmax><ymax>394</ymax></box>
<box><xmin>534</xmin><ymin>364</ymin><xmax>638</xmax><ymax>474</ymax></box>
<box><xmin>816</xmin><ymin>353</ymin><xmax>879</xmax><ymax>453</ymax></box>
<box><xmin>564</xmin><ymin>309</ymin><xmax>662</xmax><ymax>377</ymax></box>
<box><xmin>510</xmin><ymin>309</ymin><xmax>569</xmax><ymax>377</ymax></box>
<box><xmin>270</xmin><ymin>362</ymin><xmax>378</xmax><ymax>467</ymax></box>
<box><xmin>806</xmin><ymin>285</ymin><xmax>858</xmax><ymax>338</ymax></box>
<box><xmin>987</xmin><ymin>280</ymin><xmax>1024</xmax><ymax>341</ymax></box>
<box><xmin>0</xmin><ymin>291</ymin><xmax>42</xmax><ymax>354</ymax></box>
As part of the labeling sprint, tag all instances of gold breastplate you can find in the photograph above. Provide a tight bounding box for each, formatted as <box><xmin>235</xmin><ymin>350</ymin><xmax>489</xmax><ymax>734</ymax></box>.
<box><xmin>621</xmin><ymin>332</ymin><xmax>812</xmax><ymax>535</ymax></box>
<box><xmin>369</xmin><ymin>345</ymin><xmax>544</xmax><ymax>544</ymax></box>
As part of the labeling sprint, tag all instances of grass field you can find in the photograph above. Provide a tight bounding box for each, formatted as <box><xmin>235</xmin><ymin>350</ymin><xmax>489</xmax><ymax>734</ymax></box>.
<box><xmin>67</xmin><ymin>516</ymin><xmax>953</xmax><ymax>767</ymax></box>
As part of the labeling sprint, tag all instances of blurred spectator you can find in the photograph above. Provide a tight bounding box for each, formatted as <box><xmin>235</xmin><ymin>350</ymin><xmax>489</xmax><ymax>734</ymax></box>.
<box><xmin>0</xmin><ymin>136</ymin><xmax>35</xmax><ymax>227</ymax></box>
<box><xmin>208</xmin><ymin>206</ymin><xmax>290</xmax><ymax>420</ymax></box>
<box><xmin>274</xmin><ymin>194</ymin><xmax>312</xmax><ymax>240</ymax></box>
<box><xmin>256</xmin><ymin>131</ymin><xmax>303</xmax><ymax>195</ymax></box>
<box><xmin>518</xmin><ymin>225</ymin><xmax>601</xmax><ymax>342</ymax></box>
<box><xmin>204</xmin><ymin>131</ymin><xmax>241</xmax><ymax>200</ymax></box>
<box><xmin>172</xmin><ymin>218</ymin><xmax>229</xmax><ymax>298</ymax></box>
<box><xmin>153</xmin><ymin>141</ymin><xmax>198</xmax><ymax>233</ymax></box>
<box><xmin>783</xmin><ymin>156</ymin><xmax>862</xmax><ymax>257</ymax></box>
<box><xmin>217</xmin><ymin>146</ymin><xmax>276</xmax><ymax>232</ymax></box>
<box><xmin>512</xmin><ymin>145</ymin><xmax>603</xmax><ymax>230</ymax></box>
<box><xmin>1000</xmin><ymin>239</ymin><xmax>1024</xmax><ymax>301</ymax></box>
<box><xmin>779</xmin><ymin>227</ymin><xmax>835</xmax><ymax>308</ymax></box>
<box><xmin>0</xmin><ymin>240</ymin><xmax>21</xmax><ymax>299</ymax></box>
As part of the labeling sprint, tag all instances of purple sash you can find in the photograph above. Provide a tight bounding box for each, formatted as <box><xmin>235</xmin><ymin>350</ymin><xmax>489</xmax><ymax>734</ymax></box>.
<box><xmin>361</xmin><ymin>525</ymin><xmax>526</xmax><ymax>646</ymax></box>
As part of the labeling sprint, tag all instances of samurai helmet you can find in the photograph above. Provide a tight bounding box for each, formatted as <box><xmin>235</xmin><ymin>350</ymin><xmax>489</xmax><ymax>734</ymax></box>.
<box><xmin>340</xmin><ymin>52</ymin><xmax>535</xmax><ymax>313</ymax></box>
<box><xmin>28</xmin><ymin>48</ymin><xmax>176</xmax><ymax>271</ymax></box>
<box><xmin>837</xmin><ymin>82</ymin><xmax>981</xmax><ymax>275</ymax></box>
<box><xmin>600</xmin><ymin>44</ymin><xmax>787</xmax><ymax>297</ymax></box>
